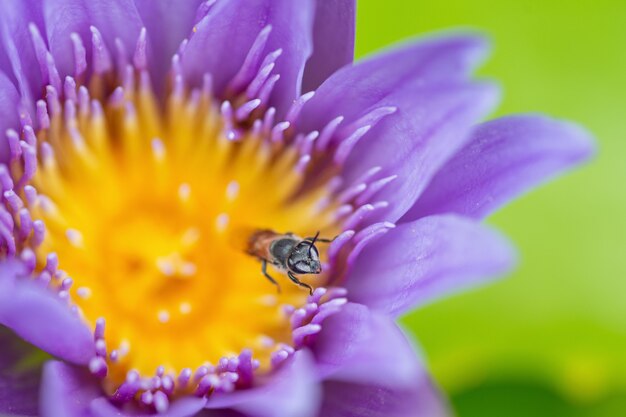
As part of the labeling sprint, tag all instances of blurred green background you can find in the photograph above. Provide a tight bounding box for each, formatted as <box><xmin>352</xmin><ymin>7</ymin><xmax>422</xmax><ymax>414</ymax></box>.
<box><xmin>356</xmin><ymin>1</ymin><xmax>626</xmax><ymax>415</ymax></box>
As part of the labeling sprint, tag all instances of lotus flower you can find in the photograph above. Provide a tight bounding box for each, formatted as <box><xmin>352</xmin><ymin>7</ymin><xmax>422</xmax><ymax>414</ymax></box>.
<box><xmin>0</xmin><ymin>1</ymin><xmax>593</xmax><ymax>416</ymax></box>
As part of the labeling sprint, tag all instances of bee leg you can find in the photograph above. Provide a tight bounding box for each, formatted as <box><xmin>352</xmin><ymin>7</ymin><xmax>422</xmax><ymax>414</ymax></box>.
<box><xmin>287</xmin><ymin>271</ymin><xmax>313</xmax><ymax>296</ymax></box>
<box><xmin>261</xmin><ymin>260</ymin><xmax>281</xmax><ymax>294</ymax></box>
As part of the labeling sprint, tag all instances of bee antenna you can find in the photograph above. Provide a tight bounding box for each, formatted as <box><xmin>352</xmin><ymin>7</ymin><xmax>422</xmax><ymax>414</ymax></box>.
<box><xmin>308</xmin><ymin>231</ymin><xmax>320</xmax><ymax>255</ymax></box>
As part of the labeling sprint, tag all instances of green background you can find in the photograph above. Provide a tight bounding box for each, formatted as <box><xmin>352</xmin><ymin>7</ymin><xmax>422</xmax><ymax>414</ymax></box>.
<box><xmin>356</xmin><ymin>1</ymin><xmax>626</xmax><ymax>415</ymax></box>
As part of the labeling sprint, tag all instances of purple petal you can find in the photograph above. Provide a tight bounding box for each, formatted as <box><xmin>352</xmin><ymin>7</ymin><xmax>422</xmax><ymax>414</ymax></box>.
<box><xmin>205</xmin><ymin>351</ymin><xmax>322</xmax><ymax>417</ymax></box>
<box><xmin>182</xmin><ymin>0</ymin><xmax>315</xmax><ymax>116</ymax></box>
<box><xmin>42</xmin><ymin>362</ymin><xmax>207</xmax><ymax>417</ymax></box>
<box><xmin>343</xmin><ymin>81</ymin><xmax>499</xmax><ymax>222</ymax></box>
<box><xmin>0</xmin><ymin>0</ymin><xmax>44</xmax><ymax>109</ymax></box>
<box><xmin>134</xmin><ymin>0</ymin><xmax>205</xmax><ymax>88</ymax></box>
<box><xmin>297</xmin><ymin>34</ymin><xmax>497</xmax><ymax>222</ymax></box>
<box><xmin>311</xmin><ymin>304</ymin><xmax>450</xmax><ymax>417</ymax></box>
<box><xmin>43</xmin><ymin>0</ymin><xmax>144</xmax><ymax>76</ymax></box>
<box><xmin>346</xmin><ymin>215</ymin><xmax>517</xmax><ymax>316</ymax></box>
<box><xmin>302</xmin><ymin>0</ymin><xmax>356</xmax><ymax>92</ymax></box>
<box><xmin>404</xmin><ymin>114</ymin><xmax>596</xmax><ymax>220</ymax></box>
<box><xmin>40</xmin><ymin>0</ymin><xmax>91</xmax><ymax>79</ymax></box>
<box><xmin>312</xmin><ymin>303</ymin><xmax>419</xmax><ymax>388</ymax></box>
<box><xmin>318</xmin><ymin>378</ymin><xmax>449</xmax><ymax>417</ymax></box>
<box><xmin>0</xmin><ymin>326</ymin><xmax>44</xmax><ymax>416</ymax></box>
<box><xmin>40</xmin><ymin>360</ymin><xmax>100</xmax><ymax>417</ymax></box>
<box><xmin>90</xmin><ymin>396</ymin><xmax>207</xmax><ymax>417</ymax></box>
<box><xmin>298</xmin><ymin>33</ymin><xmax>491</xmax><ymax>132</ymax></box>
<box><xmin>0</xmin><ymin>71</ymin><xmax>22</xmax><ymax>162</ymax></box>
<box><xmin>0</xmin><ymin>261</ymin><xmax>94</xmax><ymax>364</ymax></box>
<box><xmin>79</xmin><ymin>0</ymin><xmax>144</xmax><ymax>56</ymax></box>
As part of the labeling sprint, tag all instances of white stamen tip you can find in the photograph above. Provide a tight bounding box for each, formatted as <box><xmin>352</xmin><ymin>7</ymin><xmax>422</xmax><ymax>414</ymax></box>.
<box><xmin>181</xmin><ymin>228</ymin><xmax>200</xmax><ymax>246</ymax></box>
<box><xmin>151</xmin><ymin>138</ymin><xmax>165</xmax><ymax>161</ymax></box>
<box><xmin>65</xmin><ymin>228</ymin><xmax>84</xmax><ymax>247</ymax></box>
<box><xmin>119</xmin><ymin>340</ymin><xmax>131</xmax><ymax>356</ymax></box>
<box><xmin>156</xmin><ymin>258</ymin><xmax>175</xmax><ymax>276</ymax></box>
<box><xmin>179</xmin><ymin>302</ymin><xmax>192</xmax><ymax>314</ymax></box>
<box><xmin>76</xmin><ymin>287</ymin><xmax>92</xmax><ymax>299</ymax></box>
<box><xmin>178</xmin><ymin>183</ymin><xmax>191</xmax><ymax>201</ymax></box>
<box><xmin>158</xmin><ymin>310</ymin><xmax>170</xmax><ymax>323</ymax></box>
<box><xmin>180</xmin><ymin>262</ymin><xmax>197</xmax><ymax>277</ymax></box>
<box><xmin>215</xmin><ymin>213</ymin><xmax>229</xmax><ymax>232</ymax></box>
<box><xmin>226</xmin><ymin>180</ymin><xmax>240</xmax><ymax>200</ymax></box>
<box><xmin>259</xmin><ymin>294</ymin><xmax>278</xmax><ymax>306</ymax></box>
<box><xmin>259</xmin><ymin>335</ymin><xmax>275</xmax><ymax>348</ymax></box>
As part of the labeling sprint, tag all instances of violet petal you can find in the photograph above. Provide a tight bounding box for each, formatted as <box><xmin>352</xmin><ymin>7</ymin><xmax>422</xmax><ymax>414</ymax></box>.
<box><xmin>134</xmin><ymin>0</ymin><xmax>205</xmax><ymax>89</ymax></box>
<box><xmin>90</xmin><ymin>396</ymin><xmax>207</xmax><ymax>417</ymax></box>
<box><xmin>405</xmin><ymin>114</ymin><xmax>596</xmax><ymax>220</ymax></box>
<box><xmin>302</xmin><ymin>0</ymin><xmax>356</xmax><ymax>92</ymax></box>
<box><xmin>311</xmin><ymin>304</ymin><xmax>450</xmax><ymax>417</ymax></box>
<box><xmin>298</xmin><ymin>33</ymin><xmax>491</xmax><ymax>133</ymax></box>
<box><xmin>0</xmin><ymin>326</ymin><xmax>44</xmax><ymax>417</ymax></box>
<box><xmin>0</xmin><ymin>0</ymin><xmax>44</xmax><ymax>110</ymax></box>
<box><xmin>0</xmin><ymin>72</ymin><xmax>21</xmax><ymax>162</ymax></box>
<box><xmin>346</xmin><ymin>215</ymin><xmax>517</xmax><ymax>317</ymax></box>
<box><xmin>205</xmin><ymin>351</ymin><xmax>321</xmax><ymax>417</ymax></box>
<box><xmin>0</xmin><ymin>261</ymin><xmax>94</xmax><ymax>364</ymax></box>
<box><xmin>182</xmin><ymin>0</ymin><xmax>315</xmax><ymax>117</ymax></box>
<box><xmin>312</xmin><ymin>303</ymin><xmax>418</xmax><ymax>388</ymax></box>
<box><xmin>341</xmin><ymin>81</ymin><xmax>499</xmax><ymax>222</ymax></box>
<box><xmin>318</xmin><ymin>378</ymin><xmax>449</xmax><ymax>417</ymax></box>
<box><xmin>40</xmin><ymin>360</ymin><xmax>100</xmax><ymax>417</ymax></box>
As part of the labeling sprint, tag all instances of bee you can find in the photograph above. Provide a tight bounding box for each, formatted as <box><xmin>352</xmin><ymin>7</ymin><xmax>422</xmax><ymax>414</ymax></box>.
<box><xmin>247</xmin><ymin>230</ymin><xmax>333</xmax><ymax>295</ymax></box>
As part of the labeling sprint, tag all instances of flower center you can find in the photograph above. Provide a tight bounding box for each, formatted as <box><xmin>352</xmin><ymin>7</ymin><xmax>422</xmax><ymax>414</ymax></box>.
<box><xmin>0</xmin><ymin>23</ymin><xmax>404</xmax><ymax>410</ymax></box>
<box><xmin>3</xmin><ymin>55</ymin><xmax>348</xmax><ymax>403</ymax></box>
<box><xmin>35</xmin><ymin>75</ymin><xmax>342</xmax><ymax>374</ymax></box>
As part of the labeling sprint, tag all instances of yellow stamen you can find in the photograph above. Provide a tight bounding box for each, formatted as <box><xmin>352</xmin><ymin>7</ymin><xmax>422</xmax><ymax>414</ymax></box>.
<box><xmin>27</xmin><ymin>73</ymin><xmax>341</xmax><ymax>385</ymax></box>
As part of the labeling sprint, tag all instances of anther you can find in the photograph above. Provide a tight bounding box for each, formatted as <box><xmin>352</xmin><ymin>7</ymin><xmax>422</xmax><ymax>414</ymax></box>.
<box><xmin>334</xmin><ymin>125</ymin><xmax>371</xmax><ymax>165</ymax></box>
<box><xmin>90</xmin><ymin>26</ymin><xmax>112</xmax><ymax>74</ymax></box>
<box><xmin>65</xmin><ymin>228</ymin><xmax>84</xmax><ymax>247</ymax></box>
<box><xmin>225</xmin><ymin>181</ymin><xmax>239</xmax><ymax>201</ymax></box>
<box><xmin>215</xmin><ymin>213</ymin><xmax>229</xmax><ymax>232</ymax></box>
<box><xmin>20</xmin><ymin>249</ymin><xmax>36</xmax><ymax>274</ymax></box>
<box><xmin>179</xmin><ymin>302</ymin><xmax>192</xmax><ymax>314</ymax></box>
<box><xmin>133</xmin><ymin>27</ymin><xmax>148</xmax><ymax>70</ymax></box>
<box><xmin>270</xmin><ymin>121</ymin><xmax>290</xmax><ymax>143</ymax></box>
<box><xmin>157</xmin><ymin>310</ymin><xmax>170</xmax><ymax>323</ymax></box>
<box><xmin>257</xmin><ymin>73</ymin><xmax>280</xmax><ymax>105</ymax></box>
<box><xmin>94</xmin><ymin>318</ymin><xmax>106</xmax><ymax>340</ymax></box>
<box><xmin>60</xmin><ymin>278</ymin><xmax>73</xmax><ymax>291</ymax></box>
<box><xmin>178</xmin><ymin>183</ymin><xmax>191</xmax><ymax>201</ymax></box>
<box><xmin>76</xmin><ymin>287</ymin><xmax>92</xmax><ymax>299</ymax></box>
<box><xmin>286</xmin><ymin>91</ymin><xmax>315</xmax><ymax>123</ymax></box>
<box><xmin>355</xmin><ymin>174</ymin><xmax>398</xmax><ymax>205</ymax></box>
<box><xmin>70</xmin><ymin>33</ymin><xmax>87</xmax><ymax>77</ymax></box>
<box><xmin>44</xmin><ymin>253</ymin><xmax>58</xmax><ymax>275</ymax></box>
<box><xmin>6</xmin><ymin>130</ymin><xmax>22</xmax><ymax>161</ymax></box>
<box><xmin>151</xmin><ymin>138</ymin><xmax>166</xmax><ymax>161</ymax></box>
<box><xmin>64</xmin><ymin>76</ymin><xmax>78</xmax><ymax>102</ymax></box>
<box><xmin>235</xmin><ymin>99</ymin><xmax>261</xmax><ymax>121</ymax></box>
<box><xmin>180</xmin><ymin>228</ymin><xmax>200</xmax><ymax>247</ymax></box>
<box><xmin>36</xmin><ymin>100</ymin><xmax>50</xmax><ymax>129</ymax></box>
<box><xmin>337</xmin><ymin>183</ymin><xmax>367</xmax><ymax>204</ymax></box>
<box><xmin>89</xmin><ymin>356</ymin><xmax>108</xmax><ymax>378</ymax></box>
<box><xmin>4</xmin><ymin>190</ymin><xmax>24</xmax><ymax>213</ymax></box>
<box><xmin>316</xmin><ymin>115</ymin><xmax>344</xmax><ymax>151</ymax></box>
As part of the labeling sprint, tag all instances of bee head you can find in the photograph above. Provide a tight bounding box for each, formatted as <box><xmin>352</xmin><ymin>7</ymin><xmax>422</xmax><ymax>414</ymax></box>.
<box><xmin>287</xmin><ymin>238</ymin><xmax>322</xmax><ymax>275</ymax></box>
